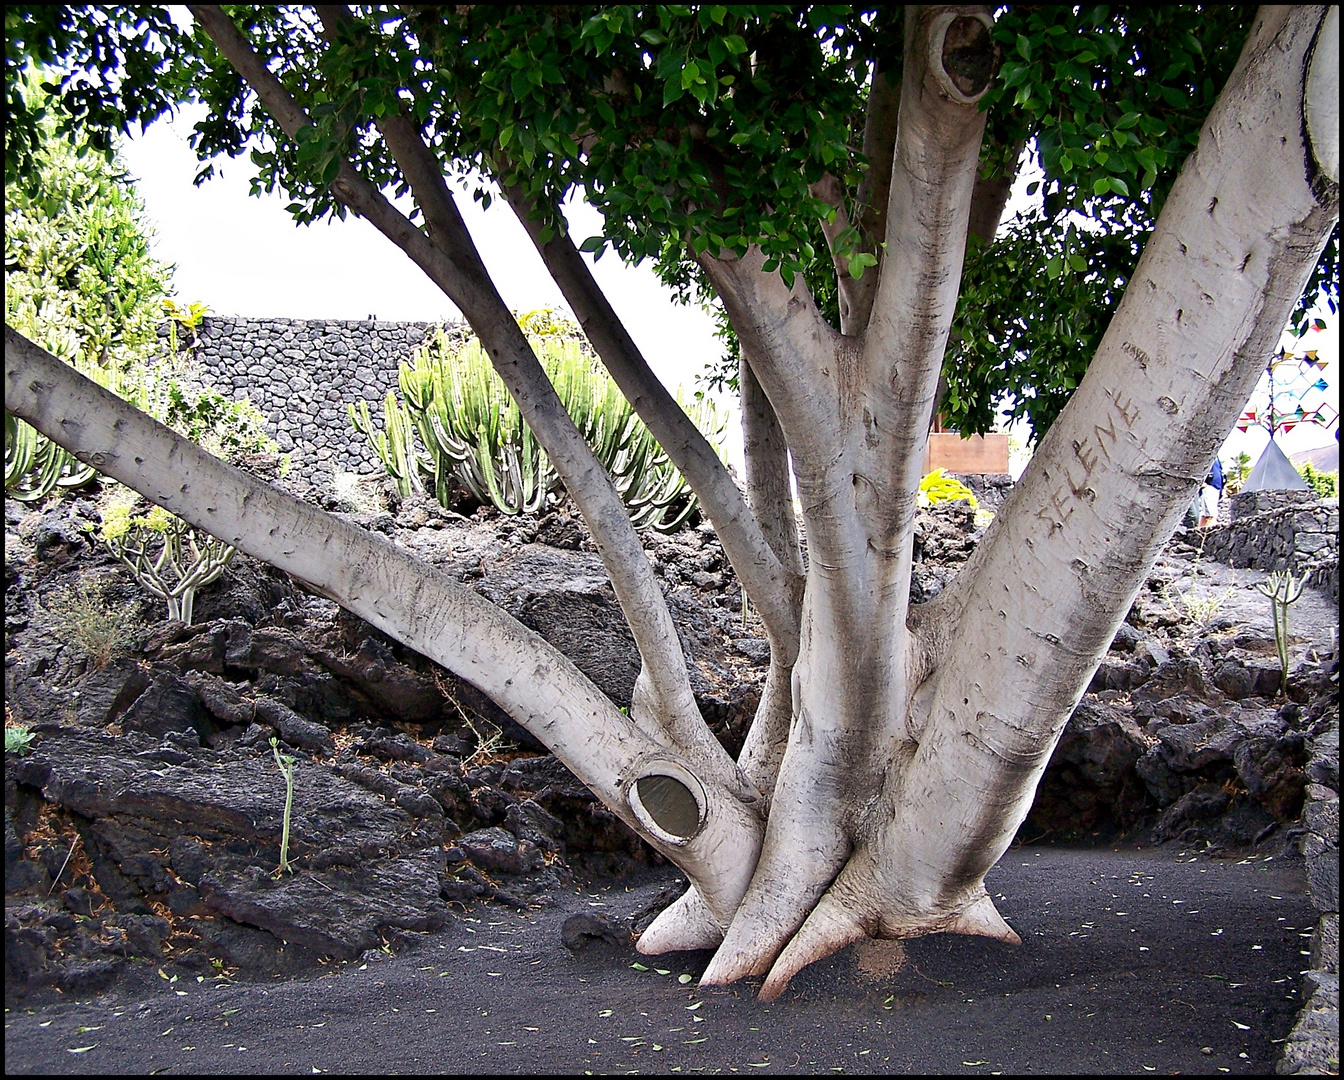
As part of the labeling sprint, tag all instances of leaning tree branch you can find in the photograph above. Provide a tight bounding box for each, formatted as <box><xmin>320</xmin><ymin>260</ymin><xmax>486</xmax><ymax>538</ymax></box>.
<box><xmin>316</xmin><ymin>2</ymin><xmax>726</xmax><ymax>763</ymax></box>
<box><xmin>193</xmin><ymin>4</ymin><xmax>735</xmax><ymax>780</ymax></box>
<box><xmin>496</xmin><ymin>179</ymin><xmax>804</xmax><ymax>660</ymax></box>
<box><xmin>4</xmin><ymin>325</ymin><xmax>765</xmax><ymax>922</ymax></box>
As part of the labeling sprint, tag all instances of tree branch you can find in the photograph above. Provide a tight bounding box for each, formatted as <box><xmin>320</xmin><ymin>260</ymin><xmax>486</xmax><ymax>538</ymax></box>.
<box><xmin>809</xmin><ymin>172</ymin><xmax>874</xmax><ymax>336</ymax></box>
<box><xmin>855</xmin><ymin>68</ymin><xmax>901</xmax><ymax>258</ymax></box>
<box><xmin>497</xmin><ymin>180</ymin><xmax>803</xmax><ymax>660</ymax></box>
<box><xmin>865</xmin><ymin>7</ymin><xmax>995</xmax><ymax>505</ymax></box>
<box><xmin>695</xmin><ymin>246</ymin><xmax>842</xmax><ymax>460</ymax></box>
<box><xmin>966</xmin><ymin>139</ymin><xmax>1024</xmax><ymax>248</ymax></box>
<box><xmin>738</xmin><ymin>354</ymin><xmax>804</xmax><ymax>581</ymax></box>
<box><xmin>5</xmin><ymin>324</ymin><xmax>765</xmax><ymax>921</ymax></box>
<box><xmin>810</xmin><ymin>66</ymin><xmax>902</xmax><ymax>335</ymax></box>
<box><xmin>191</xmin><ymin>4</ymin><xmax>734</xmax><ymax>780</ymax></box>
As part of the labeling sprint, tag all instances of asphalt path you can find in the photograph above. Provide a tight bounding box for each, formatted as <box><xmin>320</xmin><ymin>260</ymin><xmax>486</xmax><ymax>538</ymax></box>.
<box><xmin>4</xmin><ymin>843</ymin><xmax>1314</xmax><ymax>1075</ymax></box>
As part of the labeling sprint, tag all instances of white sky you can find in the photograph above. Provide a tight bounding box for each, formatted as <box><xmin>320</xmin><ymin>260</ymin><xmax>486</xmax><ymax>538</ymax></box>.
<box><xmin>118</xmin><ymin>107</ymin><xmax>1338</xmax><ymax>475</ymax></box>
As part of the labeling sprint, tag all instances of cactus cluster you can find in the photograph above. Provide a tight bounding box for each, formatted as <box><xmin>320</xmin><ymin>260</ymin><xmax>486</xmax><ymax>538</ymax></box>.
<box><xmin>351</xmin><ymin>314</ymin><xmax>726</xmax><ymax>532</ymax></box>
<box><xmin>4</xmin><ymin>356</ymin><xmax>126</xmax><ymax>501</ymax></box>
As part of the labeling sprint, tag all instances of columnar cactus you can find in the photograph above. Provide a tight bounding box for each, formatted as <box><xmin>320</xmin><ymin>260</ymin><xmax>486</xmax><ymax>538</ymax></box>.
<box><xmin>350</xmin><ymin>315</ymin><xmax>726</xmax><ymax>531</ymax></box>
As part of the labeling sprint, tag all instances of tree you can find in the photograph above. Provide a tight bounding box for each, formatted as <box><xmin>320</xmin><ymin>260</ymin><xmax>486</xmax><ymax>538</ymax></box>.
<box><xmin>5</xmin><ymin>67</ymin><xmax>174</xmax><ymax>371</ymax></box>
<box><xmin>5</xmin><ymin>5</ymin><xmax>1338</xmax><ymax>1000</ymax></box>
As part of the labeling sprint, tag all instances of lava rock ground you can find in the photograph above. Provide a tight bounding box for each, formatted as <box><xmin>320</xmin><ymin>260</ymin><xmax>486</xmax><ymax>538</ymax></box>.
<box><xmin>4</xmin><ymin>481</ymin><xmax>1338</xmax><ymax>1028</ymax></box>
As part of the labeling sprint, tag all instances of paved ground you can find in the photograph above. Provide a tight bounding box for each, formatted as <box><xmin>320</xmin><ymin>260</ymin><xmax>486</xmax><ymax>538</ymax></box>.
<box><xmin>5</xmin><ymin>844</ymin><xmax>1315</xmax><ymax>1075</ymax></box>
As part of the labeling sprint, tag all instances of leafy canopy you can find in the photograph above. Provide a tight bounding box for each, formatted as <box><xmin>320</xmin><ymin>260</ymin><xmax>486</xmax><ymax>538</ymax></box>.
<box><xmin>4</xmin><ymin>66</ymin><xmax>276</xmax><ymax>502</ymax></box>
<box><xmin>5</xmin><ymin>64</ymin><xmax>174</xmax><ymax>368</ymax></box>
<box><xmin>6</xmin><ymin>5</ymin><xmax>1338</xmax><ymax>442</ymax></box>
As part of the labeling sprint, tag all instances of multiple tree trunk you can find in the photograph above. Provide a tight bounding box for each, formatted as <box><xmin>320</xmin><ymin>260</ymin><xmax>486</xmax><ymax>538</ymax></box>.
<box><xmin>5</xmin><ymin>5</ymin><xmax>1337</xmax><ymax>999</ymax></box>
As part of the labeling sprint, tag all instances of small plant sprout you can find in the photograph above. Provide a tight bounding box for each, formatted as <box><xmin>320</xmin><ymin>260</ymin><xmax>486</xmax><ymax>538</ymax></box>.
<box><xmin>270</xmin><ymin>737</ymin><xmax>296</xmax><ymax>876</ymax></box>
<box><xmin>1254</xmin><ymin>570</ymin><xmax>1306</xmax><ymax>696</ymax></box>
<box><xmin>98</xmin><ymin>496</ymin><xmax>236</xmax><ymax>625</ymax></box>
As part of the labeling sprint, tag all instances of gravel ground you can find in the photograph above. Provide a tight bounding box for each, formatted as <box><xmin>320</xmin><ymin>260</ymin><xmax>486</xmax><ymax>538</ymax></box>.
<box><xmin>4</xmin><ymin>843</ymin><xmax>1314</xmax><ymax>1075</ymax></box>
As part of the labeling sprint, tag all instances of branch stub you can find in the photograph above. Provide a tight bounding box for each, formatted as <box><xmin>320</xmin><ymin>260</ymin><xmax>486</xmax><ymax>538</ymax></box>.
<box><xmin>627</xmin><ymin>760</ymin><xmax>707</xmax><ymax>844</ymax></box>
<box><xmin>930</xmin><ymin>11</ymin><xmax>997</xmax><ymax>104</ymax></box>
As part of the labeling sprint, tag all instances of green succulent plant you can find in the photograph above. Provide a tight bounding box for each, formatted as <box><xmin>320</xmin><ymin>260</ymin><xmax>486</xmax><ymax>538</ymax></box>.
<box><xmin>98</xmin><ymin>497</ymin><xmax>237</xmax><ymax>626</ymax></box>
<box><xmin>1254</xmin><ymin>570</ymin><xmax>1306</xmax><ymax>697</ymax></box>
<box><xmin>917</xmin><ymin>468</ymin><xmax>979</xmax><ymax>509</ymax></box>
<box><xmin>351</xmin><ymin>312</ymin><xmax>726</xmax><ymax>532</ymax></box>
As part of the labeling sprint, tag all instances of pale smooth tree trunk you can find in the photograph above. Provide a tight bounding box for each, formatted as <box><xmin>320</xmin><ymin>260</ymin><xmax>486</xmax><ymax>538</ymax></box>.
<box><xmin>692</xmin><ymin>4</ymin><xmax>1339</xmax><ymax>998</ymax></box>
<box><xmin>6</xmin><ymin>3</ymin><xmax>1336</xmax><ymax>1004</ymax></box>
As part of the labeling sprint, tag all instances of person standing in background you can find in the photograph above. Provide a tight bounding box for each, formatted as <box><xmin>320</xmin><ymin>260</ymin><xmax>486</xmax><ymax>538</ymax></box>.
<box><xmin>1197</xmin><ymin>457</ymin><xmax>1225</xmax><ymax>528</ymax></box>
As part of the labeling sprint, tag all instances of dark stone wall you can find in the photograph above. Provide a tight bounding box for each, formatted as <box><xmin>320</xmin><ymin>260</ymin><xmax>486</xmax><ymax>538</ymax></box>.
<box><xmin>186</xmin><ymin>316</ymin><xmax>460</xmax><ymax>485</ymax></box>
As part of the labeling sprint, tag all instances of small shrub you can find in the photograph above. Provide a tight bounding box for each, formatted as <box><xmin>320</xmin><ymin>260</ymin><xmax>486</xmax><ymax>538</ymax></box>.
<box><xmin>331</xmin><ymin>470</ymin><xmax>388</xmax><ymax>515</ymax></box>
<box><xmin>1255</xmin><ymin>570</ymin><xmax>1305</xmax><ymax>697</ymax></box>
<box><xmin>97</xmin><ymin>492</ymin><xmax>237</xmax><ymax>625</ymax></box>
<box><xmin>43</xmin><ymin>579</ymin><xmax>140</xmax><ymax>669</ymax></box>
<box><xmin>1224</xmin><ymin>451</ymin><xmax>1254</xmax><ymax>495</ymax></box>
<box><xmin>1296</xmin><ymin>462</ymin><xmax>1338</xmax><ymax>499</ymax></box>
<box><xmin>918</xmin><ymin>469</ymin><xmax>978</xmax><ymax>509</ymax></box>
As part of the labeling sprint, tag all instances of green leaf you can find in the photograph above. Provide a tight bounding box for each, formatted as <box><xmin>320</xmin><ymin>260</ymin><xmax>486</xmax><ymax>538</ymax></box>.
<box><xmin>579</xmin><ymin>236</ymin><xmax>606</xmax><ymax>253</ymax></box>
<box><xmin>1093</xmin><ymin>176</ymin><xmax>1111</xmax><ymax>196</ymax></box>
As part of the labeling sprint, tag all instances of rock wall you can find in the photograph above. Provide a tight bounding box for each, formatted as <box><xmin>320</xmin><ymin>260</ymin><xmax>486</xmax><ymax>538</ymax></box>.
<box><xmin>186</xmin><ymin>316</ymin><xmax>463</xmax><ymax>486</ymax></box>
<box><xmin>1199</xmin><ymin>494</ymin><xmax>1339</xmax><ymax>603</ymax></box>
<box><xmin>1231</xmin><ymin>488</ymin><xmax>1320</xmax><ymax>521</ymax></box>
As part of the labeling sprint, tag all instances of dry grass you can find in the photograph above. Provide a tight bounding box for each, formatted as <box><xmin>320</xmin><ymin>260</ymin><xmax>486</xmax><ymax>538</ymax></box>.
<box><xmin>42</xmin><ymin>577</ymin><xmax>140</xmax><ymax>669</ymax></box>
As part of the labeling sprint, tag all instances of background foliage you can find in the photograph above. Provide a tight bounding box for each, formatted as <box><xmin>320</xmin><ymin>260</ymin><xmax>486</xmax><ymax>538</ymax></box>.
<box><xmin>4</xmin><ymin>64</ymin><xmax>276</xmax><ymax>502</ymax></box>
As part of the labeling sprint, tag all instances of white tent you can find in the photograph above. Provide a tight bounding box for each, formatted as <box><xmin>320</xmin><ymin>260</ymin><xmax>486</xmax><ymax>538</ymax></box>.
<box><xmin>1243</xmin><ymin>438</ymin><xmax>1310</xmax><ymax>491</ymax></box>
